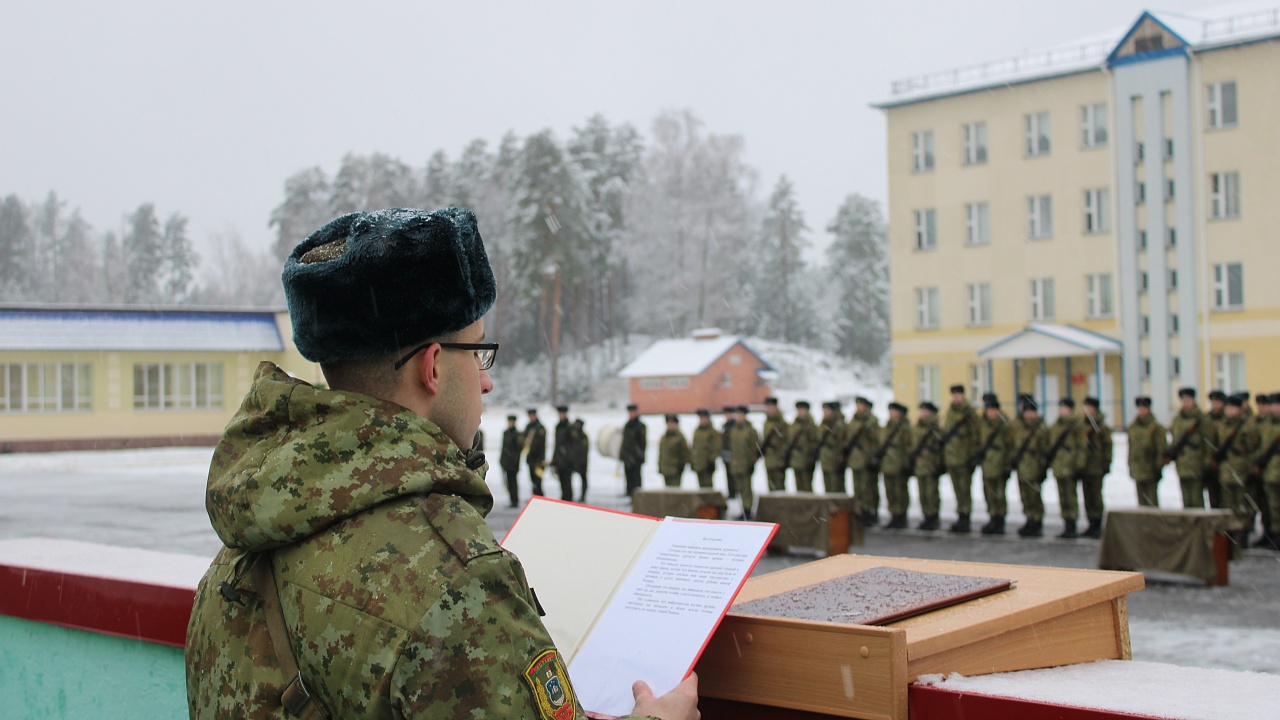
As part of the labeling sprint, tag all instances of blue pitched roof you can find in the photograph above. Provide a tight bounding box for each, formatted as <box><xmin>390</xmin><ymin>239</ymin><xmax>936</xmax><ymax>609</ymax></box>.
<box><xmin>0</xmin><ymin>308</ymin><xmax>284</xmax><ymax>352</ymax></box>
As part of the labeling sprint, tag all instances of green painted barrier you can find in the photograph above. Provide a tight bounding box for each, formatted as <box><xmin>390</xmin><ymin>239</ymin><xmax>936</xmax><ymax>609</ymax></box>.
<box><xmin>0</xmin><ymin>615</ymin><xmax>187</xmax><ymax>719</ymax></box>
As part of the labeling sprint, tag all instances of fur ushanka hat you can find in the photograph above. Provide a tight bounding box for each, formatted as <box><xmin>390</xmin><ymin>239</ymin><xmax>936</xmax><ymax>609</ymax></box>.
<box><xmin>282</xmin><ymin>207</ymin><xmax>496</xmax><ymax>363</ymax></box>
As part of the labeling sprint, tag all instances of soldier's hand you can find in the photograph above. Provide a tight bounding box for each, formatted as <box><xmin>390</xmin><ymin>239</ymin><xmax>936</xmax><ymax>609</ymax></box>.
<box><xmin>631</xmin><ymin>672</ymin><xmax>700</xmax><ymax>720</ymax></box>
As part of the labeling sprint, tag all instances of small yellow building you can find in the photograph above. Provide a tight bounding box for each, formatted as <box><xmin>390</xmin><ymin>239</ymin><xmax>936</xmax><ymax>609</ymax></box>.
<box><xmin>0</xmin><ymin>304</ymin><xmax>320</xmax><ymax>452</ymax></box>
<box><xmin>874</xmin><ymin>5</ymin><xmax>1280</xmax><ymax>425</ymax></box>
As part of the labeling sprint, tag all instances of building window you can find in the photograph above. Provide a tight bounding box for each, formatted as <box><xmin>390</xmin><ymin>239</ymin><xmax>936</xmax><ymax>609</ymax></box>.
<box><xmin>1209</xmin><ymin>172</ymin><xmax>1241</xmax><ymax>219</ymax></box>
<box><xmin>1135</xmin><ymin>181</ymin><xmax>1146</xmax><ymax>205</ymax></box>
<box><xmin>1166</xmin><ymin>227</ymin><xmax>1177</xmax><ymax>248</ymax></box>
<box><xmin>1086</xmin><ymin>273</ymin><xmax>1114</xmax><ymax>318</ymax></box>
<box><xmin>720</xmin><ymin>373</ymin><xmax>732</xmax><ymax>388</ymax></box>
<box><xmin>1213</xmin><ymin>352</ymin><xmax>1246</xmax><ymax>393</ymax></box>
<box><xmin>1212</xmin><ymin>263</ymin><xmax>1244</xmax><ymax>310</ymax></box>
<box><xmin>1025</xmin><ymin>112</ymin><xmax>1051</xmax><ymax>156</ymax></box>
<box><xmin>1168</xmin><ymin>269</ymin><xmax>1178</xmax><ymax>290</ymax></box>
<box><xmin>1080</xmin><ymin>103</ymin><xmax>1108</xmax><ymax>148</ymax></box>
<box><xmin>962</xmin><ymin>122</ymin><xmax>987</xmax><ymax>165</ymax></box>
<box><xmin>1028</xmin><ymin>195</ymin><xmax>1053</xmax><ymax>239</ymax></box>
<box><xmin>913</xmin><ymin>208</ymin><xmax>937</xmax><ymax>250</ymax></box>
<box><xmin>1169</xmin><ymin>356</ymin><xmax>1180</xmax><ymax>378</ymax></box>
<box><xmin>728</xmin><ymin>353</ymin><xmax>742</xmax><ymax>365</ymax></box>
<box><xmin>912</xmin><ymin>130</ymin><xmax>935</xmax><ymax>171</ymax></box>
<box><xmin>1207</xmin><ymin>81</ymin><xmax>1238</xmax><ymax>129</ymax></box>
<box><xmin>1138</xmin><ymin>229</ymin><xmax>1148</xmax><ymax>251</ymax></box>
<box><xmin>640</xmin><ymin>378</ymin><xmax>662</xmax><ymax>390</ymax></box>
<box><xmin>969</xmin><ymin>363</ymin><xmax>990</xmax><ymax>401</ymax></box>
<box><xmin>1170</xmin><ymin>313</ymin><xmax>1180</xmax><ymax>335</ymax></box>
<box><xmin>917</xmin><ymin>365</ymin><xmax>941</xmax><ymax>403</ymax></box>
<box><xmin>916</xmin><ymin>287</ymin><xmax>940</xmax><ymax>329</ymax></box>
<box><xmin>1141</xmin><ymin>315</ymin><xmax>1150</xmax><ymax>337</ymax></box>
<box><xmin>0</xmin><ymin>363</ymin><xmax>92</xmax><ymax>413</ymax></box>
<box><xmin>966</xmin><ymin>282</ymin><xmax>992</xmax><ymax>326</ymax></box>
<box><xmin>1083</xmin><ymin>188</ymin><xmax>1109</xmax><ymax>233</ymax></box>
<box><xmin>664</xmin><ymin>377</ymin><xmax>690</xmax><ymax>388</ymax></box>
<box><xmin>1134</xmin><ymin>142</ymin><xmax>1145</xmax><ymax>164</ymax></box>
<box><xmin>133</xmin><ymin>362</ymin><xmax>223</xmax><ymax>410</ymax></box>
<box><xmin>964</xmin><ymin>202</ymin><xmax>989</xmax><ymax>245</ymax></box>
<box><xmin>1141</xmin><ymin>357</ymin><xmax>1152</xmax><ymax>379</ymax></box>
<box><xmin>1139</xmin><ymin>271</ymin><xmax>1149</xmax><ymax>294</ymax></box>
<box><xmin>1029</xmin><ymin>278</ymin><xmax>1055</xmax><ymax>321</ymax></box>
<box><xmin>1164</xmin><ymin>179</ymin><xmax>1175</xmax><ymax>202</ymax></box>
<box><xmin>1163</xmin><ymin>138</ymin><xmax>1174</xmax><ymax>160</ymax></box>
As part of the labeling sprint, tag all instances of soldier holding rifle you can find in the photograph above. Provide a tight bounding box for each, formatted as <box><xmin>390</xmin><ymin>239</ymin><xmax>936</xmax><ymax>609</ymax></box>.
<box><xmin>1168</xmin><ymin>387</ymin><xmax>1207</xmax><ymax>508</ymax></box>
<box><xmin>1010</xmin><ymin>396</ymin><xmax>1050</xmax><ymax>538</ymax></box>
<box><xmin>1046</xmin><ymin>398</ymin><xmax>1086</xmax><ymax>539</ymax></box>
<box><xmin>819</xmin><ymin>401</ymin><xmax>847</xmax><ymax>493</ymax></box>
<box><xmin>941</xmin><ymin>385</ymin><xmax>980</xmax><ymax>533</ymax></box>
<box><xmin>1127</xmin><ymin>396</ymin><xmax>1168</xmax><ymax>507</ymax></box>
<box><xmin>1079</xmin><ymin>397</ymin><xmax>1112</xmax><ymax>538</ymax></box>
<box><xmin>843</xmin><ymin>397</ymin><xmax>881</xmax><ymax>526</ymax></box>
<box><xmin>970</xmin><ymin>395</ymin><xmax>1014</xmax><ymax>535</ymax></box>
<box><xmin>783</xmin><ymin>401</ymin><xmax>818</xmax><ymax>492</ymax></box>
<box><xmin>760</xmin><ymin>397</ymin><xmax>789</xmax><ymax>492</ymax></box>
<box><xmin>910</xmin><ymin>402</ymin><xmax>945</xmax><ymax>531</ymax></box>
<box><xmin>872</xmin><ymin>402</ymin><xmax>912</xmax><ymax>529</ymax></box>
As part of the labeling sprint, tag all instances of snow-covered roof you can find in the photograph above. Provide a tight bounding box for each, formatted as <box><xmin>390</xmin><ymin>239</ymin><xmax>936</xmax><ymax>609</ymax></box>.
<box><xmin>876</xmin><ymin>2</ymin><xmax>1280</xmax><ymax>108</ymax></box>
<box><xmin>977</xmin><ymin>323</ymin><xmax>1122</xmax><ymax>361</ymax></box>
<box><xmin>618</xmin><ymin>334</ymin><xmax>775</xmax><ymax>378</ymax></box>
<box><xmin>0</xmin><ymin>307</ymin><xmax>284</xmax><ymax>352</ymax></box>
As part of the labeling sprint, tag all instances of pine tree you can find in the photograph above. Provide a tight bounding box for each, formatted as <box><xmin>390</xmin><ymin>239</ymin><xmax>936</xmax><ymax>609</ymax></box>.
<box><xmin>825</xmin><ymin>194</ymin><xmax>889</xmax><ymax>365</ymax></box>
<box><xmin>748</xmin><ymin>175</ymin><xmax>817</xmax><ymax>345</ymax></box>
<box><xmin>269</xmin><ymin>166</ymin><xmax>332</xmax><ymax>262</ymax></box>
<box><xmin>122</xmin><ymin>203</ymin><xmax>164</xmax><ymax>303</ymax></box>
<box><xmin>0</xmin><ymin>195</ymin><xmax>35</xmax><ymax>299</ymax></box>
<box><xmin>161</xmin><ymin>213</ymin><xmax>197</xmax><ymax>302</ymax></box>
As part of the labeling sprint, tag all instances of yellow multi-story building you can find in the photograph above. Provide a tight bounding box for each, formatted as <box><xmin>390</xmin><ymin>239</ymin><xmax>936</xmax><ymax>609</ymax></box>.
<box><xmin>875</xmin><ymin>5</ymin><xmax>1280</xmax><ymax>425</ymax></box>
<box><xmin>0</xmin><ymin>304</ymin><xmax>318</xmax><ymax>451</ymax></box>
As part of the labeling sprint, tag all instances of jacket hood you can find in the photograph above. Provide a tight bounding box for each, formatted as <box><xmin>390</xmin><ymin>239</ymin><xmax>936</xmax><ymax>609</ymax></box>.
<box><xmin>205</xmin><ymin>362</ymin><xmax>491</xmax><ymax>552</ymax></box>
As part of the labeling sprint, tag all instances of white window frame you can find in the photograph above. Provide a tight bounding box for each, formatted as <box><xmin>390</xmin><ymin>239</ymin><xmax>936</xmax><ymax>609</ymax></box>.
<box><xmin>1207</xmin><ymin>81</ymin><xmax>1238</xmax><ymax>129</ymax></box>
<box><xmin>1085</xmin><ymin>273</ymin><xmax>1114</xmax><ymax>318</ymax></box>
<box><xmin>912</xmin><ymin>130</ymin><xmax>935</xmax><ymax>172</ymax></box>
<box><xmin>916</xmin><ymin>287</ymin><xmax>940</xmax><ymax>329</ymax></box>
<box><xmin>640</xmin><ymin>378</ymin><xmax>662</xmax><ymax>390</ymax></box>
<box><xmin>1209</xmin><ymin>172</ymin><xmax>1240</xmax><ymax>219</ymax></box>
<box><xmin>1083</xmin><ymin>188</ymin><xmax>1109</xmax><ymax>234</ymax></box>
<box><xmin>1029</xmin><ymin>278</ymin><xmax>1056</xmax><ymax>321</ymax></box>
<box><xmin>917</xmin><ymin>365</ymin><xmax>941</xmax><ymax>404</ymax></box>
<box><xmin>913</xmin><ymin>208</ymin><xmax>937</xmax><ymax>250</ymax></box>
<box><xmin>1025</xmin><ymin>112</ymin><xmax>1051</xmax><ymax>156</ymax></box>
<box><xmin>1213</xmin><ymin>352</ymin><xmax>1246</xmax><ymax>393</ymax></box>
<box><xmin>1164</xmin><ymin>178</ymin><xmax>1175</xmax><ymax>202</ymax></box>
<box><xmin>664</xmin><ymin>377</ymin><xmax>691</xmax><ymax>389</ymax></box>
<box><xmin>964</xmin><ymin>202</ymin><xmax>989</xmax><ymax>246</ymax></box>
<box><xmin>1080</xmin><ymin>103</ymin><xmax>1108</xmax><ymax>148</ymax></box>
<box><xmin>1212</xmin><ymin>262</ymin><xmax>1244</xmax><ymax>310</ymax></box>
<box><xmin>966</xmin><ymin>282</ymin><xmax>992</xmax><ymax>326</ymax></box>
<box><xmin>963</xmin><ymin>122</ymin><xmax>987</xmax><ymax>165</ymax></box>
<box><xmin>969</xmin><ymin>363</ymin><xmax>990</xmax><ymax>401</ymax></box>
<box><xmin>0</xmin><ymin>363</ymin><xmax>92</xmax><ymax>413</ymax></box>
<box><xmin>1028</xmin><ymin>194</ymin><xmax>1053</xmax><ymax>239</ymax></box>
<box><xmin>133</xmin><ymin>362</ymin><xmax>223</xmax><ymax>410</ymax></box>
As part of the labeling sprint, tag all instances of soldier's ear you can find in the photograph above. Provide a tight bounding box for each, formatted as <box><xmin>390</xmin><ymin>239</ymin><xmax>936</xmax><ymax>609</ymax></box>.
<box><xmin>415</xmin><ymin>343</ymin><xmax>444</xmax><ymax>396</ymax></box>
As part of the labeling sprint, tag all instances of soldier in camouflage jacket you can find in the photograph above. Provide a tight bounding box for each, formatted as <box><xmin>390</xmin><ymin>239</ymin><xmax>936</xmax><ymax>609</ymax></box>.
<box><xmin>1169</xmin><ymin>388</ymin><xmax>1208</xmax><ymax>508</ymax></box>
<box><xmin>1047</xmin><ymin>398</ymin><xmax>1087</xmax><ymax>538</ymax></box>
<box><xmin>1079</xmin><ymin>398</ymin><xmax>1113</xmax><ymax>538</ymax></box>
<box><xmin>1127</xmin><ymin>396</ymin><xmax>1168</xmax><ymax>507</ymax></box>
<box><xmin>690</xmin><ymin>409</ymin><xmax>721</xmax><ymax>489</ymax></box>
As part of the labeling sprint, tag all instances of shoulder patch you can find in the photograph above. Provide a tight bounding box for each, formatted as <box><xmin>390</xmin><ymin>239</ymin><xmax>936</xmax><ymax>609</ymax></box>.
<box><xmin>419</xmin><ymin>493</ymin><xmax>503</xmax><ymax>564</ymax></box>
<box><xmin>522</xmin><ymin>649</ymin><xmax>579</xmax><ymax>720</ymax></box>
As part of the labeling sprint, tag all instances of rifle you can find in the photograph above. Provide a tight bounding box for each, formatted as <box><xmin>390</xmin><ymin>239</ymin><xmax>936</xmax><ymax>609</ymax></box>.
<box><xmin>930</xmin><ymin>411</ymin><xmax>972</xmax><ymax>453</ymax></box>
<box><xmin>1007</xmin><ymin>422</ymin><xmax>1042</xmax><ymax>473</ymax></box>
<box><xmin>966</xmin><ymin>417</ymin><xmax>1005</xmax><ymax>467</ymax></box>
<box><xmin>778</xmin><ymin>427</ymin><xmax>805</xmax><ymax>470</ymax></box>
<box><xmin>1164</xmin><ymin>419</ymin><xmax>1201</xmax><ymax>462</ymax></box>
<box><xmin>807</xmin><ymin>425</ymin><xmax>834</xmax><ymax>468</ymax></box>
<box><xmin>837</xmin><ymin>423</ymin><xmax>871</xmax><ymax>466</ymax></box>
<box><xmin>866</xmin><ymin>423</ymin><xmax>904</xmax><ymax>474</ymax></box>
<box><xmin>906</xmin><ymin>427</ymin><xmax>942</xmax><ymax>476</ymax></box>
<box><xmin>1041</xmin><ymin>421</ymin><xmax>1075</xmax><ymax>470</ymax></box>
<box><xmin>1210</xmin><ymin>424</ymin><xmax>1242</xmax><ymax>470</ymax></box>
<box><xmin>1251</xmin><ymin>432</ymin><xmax>1280</xmax><ymax>476</ymax></box>
<box><xmin>760</xmin><ymin>423</ymin><xmax>784</xmax><ymax>455</ymax></box>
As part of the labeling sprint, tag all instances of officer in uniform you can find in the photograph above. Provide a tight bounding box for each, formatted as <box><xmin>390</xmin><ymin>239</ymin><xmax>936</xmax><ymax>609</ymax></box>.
<box><xmin>184</xmin><ymin>207</ymin><xmax>697</xmax><ymax>719</ymax></box>
<box><xmin>1248</xmin><ymin>393</ymin><xmax>1272</xmax><ymax>539</ymax></box>
<box><xmin>570</xmin><ymin>418</ymin><xmax>589</xmax><ymax>503</ymax></box>
<box><xmin>720</xmin><ymin>406</ymin><xmax>737</xmax><ymax>499</ymax></box>
<box><xmin>1011</xmin><ymin>396</ymin><xmax>1050</xmax><ymax>538</ymax></box>
<box><xmin>500</xmin><ymin>414</ymin><xmax>523</xmax><ymax>508</ymax></box>
<box><xmin>844</xmin><ymin>396</ymin><xmax>881</xmax><ymax>525</ymax></box>
<box><xmin>975</xmin><ymin>396</ymin><xmax>1014</xmax><ymax>535</ymax></box>
<box><xmin>786</xmin><ymin>401</ymin><xmax>819</xmax><ymax>492</ymax></box>
<box><xmin>1168</xmin><ymin>387</ymin><xmax>1207</xmax><ymax>508</ymax></box>
<box><xmin>877</xmin><ymin>402</ymin><xmax>913</xmax><ymax>529</ymax></box>
<box><xmin>620</xmin><ymin>403</ymin><xmax>647</xmax><ymax>498</ymax></box>
<box><xmin>1079</xmin><ymin>397</ymin><xmax>1112</xmax><ymax>538</ymax></box>
<box><xmin>727</xmin><ymin>406</ymin><xmax>761</xmax><ymax>519</ymax></box>
<box><xmin>524</xmin><ymin>408</ymin><xmax>548</xmax><ymax>497</ymax></box>
<box><xmin>1047</xmin><ymin>398</ymin><xmax>1086</xmax><ymax>539</ymax></box>
<box><xmin>1127</xmin><ymin>396</ymin><xmax>1168</xmax><ymax>507</ymax></box>
<box><xmin>1218</xmin><ymin>394</ymin><xmax>1260</xmax><ymax>548</ymax></box>
<box><xmin>911</xmin><ymin>401</ymin><xmax>944</xmax><ymax>531</ymax></box>
<box><xmin>942</xmin><ymin>385</ymin><xmax>980</xmax><ymax>533</ymax></box>
<box><xmin>658</xmin><ymin>414</ymin><xmax>690</xmax><ymax>487</ymax></box>
<box><xmin>552</xmin><ymin>404</ymin><xmax>574</xmax><ymax>500</ymax></box>
<box><xmin>690</xmin><ymin>409</ymin><xmax>721</xmax><ymax>489</ymax></box>
<box><xmin>1258</xmin><ymin>394</ymin><xmax>1280</xmax><ymax>550</ymax></box>
<box><xmin>1204</xmin><ymin>390</ymin><xmax>1228</xmax><ymax>508</ymax></box>
<box><xmin>818</xmin><ymin>401</ymin><xmax>847</xmax><ymax>494</ymax></box>
<box><xmin>760</xmin><ymin>397</ymin><xmax>789</xmax><ymax>492</ymax></box>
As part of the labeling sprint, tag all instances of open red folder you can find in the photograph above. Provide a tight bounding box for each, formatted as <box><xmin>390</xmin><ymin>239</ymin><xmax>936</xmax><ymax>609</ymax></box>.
<box><xmin>501</xmin><ymin>497</ymin><xmax>777</xmax><ymax>717</ymax></box>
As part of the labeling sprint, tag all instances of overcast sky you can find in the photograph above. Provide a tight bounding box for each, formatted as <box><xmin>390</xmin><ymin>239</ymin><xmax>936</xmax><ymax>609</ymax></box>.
<box><xmin>1</xmin><ymin>0</ymin><xmax>1222</xmax><ymax>267</ymax></box>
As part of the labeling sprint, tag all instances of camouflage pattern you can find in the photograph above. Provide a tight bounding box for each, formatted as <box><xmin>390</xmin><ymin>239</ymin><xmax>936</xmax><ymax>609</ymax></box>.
<box><xmin>1260</xmin><ymin>416</ymin><xmax>1280</xmax><ymax>534</ymax></box>
<box><xmin>786</xmin><ymin>414</ymin><xmax>819</xmax><ymax>492</ymax></box>
<box><xmin>843</xmin><ymin>410</ymin><xmax>881</xmax><ymax>514</ymax></box>
<box><xmin>658</xmin><ymin>429</ymin><xmax>691</xmax><ymax>486</ymax></box>
<box><xmin>1127</xmin><ymin>413</ymin><xmax>1168</xmax><ymax>506</ymax></box>
<box><xmin>818</xmin><ymin>415</ymin><xmax>846</xmax><ymax>493</ymax></box>
<box><xmin>1080</xmin><ymin>412</ymin><xmax>1113</xmax><ymax>523</ymax></box>
<box><xmin>760</xmin><ymin>410</ymin><xmax>789</xmax><ymax>492</ymax></box>
<box><xmin>186</xmin><ymin>363</ymin><xmax>654</xmax><ymax>720</ymax></box>
<box><xmin>690</xmin><ymin>423</ymin><xmax>722</xmax><ymax>489</ymax></box>
<box><xmin>911</xmin><ymin>417</ymin><xmax>944</xmax><ymax>517</ymax></box>
<box><xmin>877</xmin><ymin>417</ymin><xmax>912</xmax><ymax>516</ymax></box>
<box><xmin>942</xmin><ymin>401</ymin><xmax>980</xmax><ymax>515</ymax></box>
<box><xmin>1203</xmin><ymin>407</ymin><xmax>1226</xmax><ymax>509</ymax></box>
<box><xmin>977</xmin><ymin>414</ymin><xmax>1014</xmax><ymax>517</ymax></box>
<box><xmin>1047</xmin><ymin>415</ymin><xmax>1086</xmax><ymax>522</ymax></box>
<box><xmin>1217</xmin><ymin>413</ymin><xmax>1260</xmax><ymax>529</ymax></box>
<box><xmin>1011</xmin><ymin>416</ymin><xmax>1049</xmax><ymax>521</ymax></box>
<box><xmin>727</xmin><ymin>420</ymin><xmax>761</xmax><ymax>511</ymax></box>
<box><xmin>1169</xmin><ymin>406</ymin><xmax>1207</xmax><ymax>491</ymax></box>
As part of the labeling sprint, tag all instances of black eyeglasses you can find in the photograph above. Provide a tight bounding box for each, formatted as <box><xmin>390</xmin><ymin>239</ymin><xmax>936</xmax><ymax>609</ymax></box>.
<box><xmin>394</xmin><ymin>342</ymin><xmax>499</xmax><ymax>371</ymax></box>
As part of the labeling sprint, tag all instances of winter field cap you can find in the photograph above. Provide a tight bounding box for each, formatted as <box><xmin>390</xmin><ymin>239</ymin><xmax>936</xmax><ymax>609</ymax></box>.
<box><xmin>764</xmin><ymin>396</ymin><xmax>779</xmax><ymax>406</ymax></box>
<box><xmin>665</xmin><ymin>414</ymin><xmax>679</xmax><ymax>423</ymax></box>
<box><xmin>855</xmin><ymin>396</ymin><xmax>872</xmax><ymax>406</ymax></box>
<box><xmin>1084</xmin><ymin>396</ymin><xmax>1100</xmax><ymax>408</ymax></box>
<box><xmin>919</xmin><ymin>401</ymin><xmax>938</xmax><ymax>413</ymax></box>
<box><xmin>1226</xmin><ymin>395</ymin><xmax>1244</xmax><ymax>408</ymax></box>
<box><xmin>1059</xmin><ymin>397</ymin><xmax>1076</xmax><ymax>409</ymax></box>
<box><xmin>696</xmin><ymin>408</ymin><xmax>711</xmax><ymax>416</ymax></box>
<box><xmin>949</xmin><ymin>384</ymin><xmax>965</xmax><ymax>395</ymax></box>
<box><xmin>984</xmin><ymin>397</ymin><xmax>1001</xmax><ymax>410</ymax></box>
<box><xmin>283</xmin><ymin>207</ymin><xmax>496</xmax><ymax>363</ymax></box>
<box><xmin>796</xmin><ymin>400</ymin><xmax>811</xmax><ymax>409</ymax></box>
<box><xmin>556</xmin><ymin>405</ymin><xmax>569</xmax><ymax>413</ymax></box>
<box><xmin>888</xmin><ymin>402</ymin><xmax>907</xmax><ymax>414</ymax></box>
<box><xmin>1178</xmin><ymin>387</ymin><xmax>1197</xmax><ymax>399</ymax></box>
<box><xmin>506</xmin><ymin>414</ymin><xmax>517</xmax><ymax>421</ymax></box>
<box><xmin>1135</xmin><ymin>396</ymin><xmax>1153</xmax><ymax>407</ymax></box>
<box><xmin>627</xmin><ymin>404</ymin><xmax>639</xmax><ymax>411</ymax></box>
<box><xmin>1209</xmin><ymin>390</ymin><xmax>1228</xmax><ymax>402</ymax></box>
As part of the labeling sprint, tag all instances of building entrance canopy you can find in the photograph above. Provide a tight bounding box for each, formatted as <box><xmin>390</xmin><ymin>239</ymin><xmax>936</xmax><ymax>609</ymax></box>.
<box><xmin>977</xmin><ymin>323</ymin><xmax>1122</xmax><ymax>361</ymax></box>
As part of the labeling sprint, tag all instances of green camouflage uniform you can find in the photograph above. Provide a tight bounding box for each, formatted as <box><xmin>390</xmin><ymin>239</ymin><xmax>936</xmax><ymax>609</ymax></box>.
<box><xmin>877</xmin><ymin>417</ymin><xmax>913</xmax><ymax>516</ymax></box>
<box><xmin>1127</xmin><ymin>414</ymin><xmax>1168</xmax><ymax>507</ymax></box>
<box><xmin>1217</xmin><ymin>413</ymin><xmax>1260</xmax><ymax>531</ymax></box>
<box><xmin>186</xmin><ymin>363</ymin><xmax>655</xmax><ymax>720</ymax></box>
<box><xmin>1011</xmin><ymin>416</ymin><xmax>1050</xmax><ymax>521</ymax></box>
<box><xmin>786</xmin><ymin>414</ymin><xmax>819</xmax><ymax>492</ymax></box>
<box><xmin>1255</xmin><ymin>416</ymin><xmax>1280</xmax><ymax>537</ymax></box>
<box><xmin>912</xmin><ymin>417</ymin><xmax>944</xmax><ymax>518</ymax></box>
<box><xmin>1047</xmin><ymin>415</ymin><xmax>1087</xmax><ymax>523</ymax></box>
<box><xmin>942</xmin><ymin>401</ymin><xmax>980</xmax><ymax>516</ymax></box>
<box><xmin>728</xmin><ymin>420</ymin><xmax>761</xmax><ymax>513</ymax></box>
<box><xmin>761</xmin><ymin>410</ymin><xmax>790</xmax><ymax>492</ymax></box>
<box><xmin>1203</xmin><ymin>408</ymin><xmax>1226</xmax><ymax>508</ymax></box>
<box><xmin>977</xmin><ymin>414</ymin><xmax>1014</xmax><ymax>517</ymax></box>
<box><xmin>1079</xmin><ymin>412</ymin><xmax>1113</xmax><ymax>526</ymax></box>
<box><xmin>1168</xmin><ymin>407</ymin><xmax>1207</xmax><ymax>508</ymax></box>
<box><xmin>1248</xmin><ymin>412</ymin><xmax>1272</xmax><ymax>536</ymax></box>
<box><xmin>843</xmin><ymin>410</ymin><xmax>881</xmax><ymax>514</ymax></box>
<box><xmin>818</xmin><ymin>415</ymin><xmax>847</xmax><ymax>494</ymax></box>
<box><xmin>658</xmin><ymin>428</ymin><xmax>691</xmax><ymax>487</ymax></box>
<box><xmin>690</xmin><ymin>423</ymin><xmax>722</xmax><ymax>489</ymax></box>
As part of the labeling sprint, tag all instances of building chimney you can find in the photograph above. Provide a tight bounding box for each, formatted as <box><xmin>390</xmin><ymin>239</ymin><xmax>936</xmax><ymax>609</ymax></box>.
<box><xmin>691</xmin><ymin>327</ymin><xmax>722</xmax><ymax>340</ymax></box>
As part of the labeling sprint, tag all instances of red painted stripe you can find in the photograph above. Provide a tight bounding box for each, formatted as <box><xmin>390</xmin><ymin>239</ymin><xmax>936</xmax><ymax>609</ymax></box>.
<box><xmin>909</xmin><ymin>684</ymin><xmax>1171</xmax><ymax>720</ymax></box>
<box><xmin>0</xmin><ymin>564</ymin><xmax>196</xmax><ymax>648</ymax></box>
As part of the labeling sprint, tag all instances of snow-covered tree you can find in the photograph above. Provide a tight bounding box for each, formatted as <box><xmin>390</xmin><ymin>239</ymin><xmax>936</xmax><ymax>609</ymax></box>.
<box><xmin>825</xmin><ymin>193</ymin><xmax>889</xmax><ymax>365</ymax></box>
<box><xmin>0</xmin><ymin>194</ymin><xmax>35</xmax><ymax>300</ymax></box>
<box><xmin>269</xmin><ymin>166</ymin><xmax>332</xmax><ymax>263</ymax></box>
<box><xmin>745</xmin><ymin>175</ymin><xmax>817</xmax><ymax>345</ymax></box>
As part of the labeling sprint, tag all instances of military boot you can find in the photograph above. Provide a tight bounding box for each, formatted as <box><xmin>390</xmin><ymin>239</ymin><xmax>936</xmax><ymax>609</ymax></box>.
<box><xmin>1017</xmin><ymin>519</ymin><xmax>1043</xmax><ymax>538</ymax></box>
<box><xmin>1083</xmin><ymin>521</ymin><xmax>1103</xmax><ymax>539</ymax></box>
<box><xmin>980</xmin><ymin>515</ymin><xmax>1005</xmax><ymax>535</ymax></box>
<box><xmin>1057</xmin><ymin>519</ymin><xmax>1079</xmax><ymax>539</ymax></box>
<box><xmin>886</xmin><ymin>513</ymin><xmax>907</xmax><ymax>530</ymax></box>
<box><xmin>862</xmin><ymin>510</ymin><xmax>880</xmax><ymax>527</ymax></box>
<box><xmin>919</xmin><ymin>515</ymin><xmax>940</xmax><ymax>531</ymax></box>
<box><xmin>949</xmin><ymin>514</ymin><xmax>971</xmax><ymax>533</ymax></box>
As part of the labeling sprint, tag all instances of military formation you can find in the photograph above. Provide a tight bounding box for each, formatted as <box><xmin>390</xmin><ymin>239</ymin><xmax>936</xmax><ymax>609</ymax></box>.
<box><xmin>502</xmin><ymin>405</ymin><xmax>592</xmax><ymax>506</ymax></box>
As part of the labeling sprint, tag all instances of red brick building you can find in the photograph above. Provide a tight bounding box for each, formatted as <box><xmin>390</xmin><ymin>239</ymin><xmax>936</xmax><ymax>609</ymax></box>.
<box><xmin>618</xmin><ymin>329</ymin><xmax>778</xmax><ymax>415</ymax></box>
